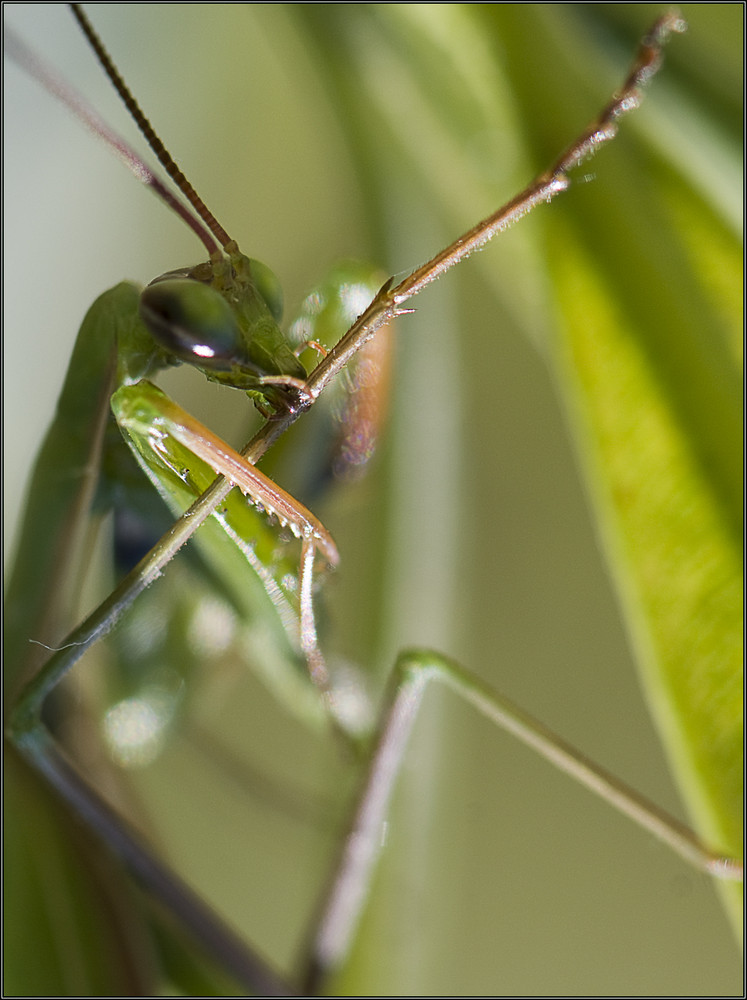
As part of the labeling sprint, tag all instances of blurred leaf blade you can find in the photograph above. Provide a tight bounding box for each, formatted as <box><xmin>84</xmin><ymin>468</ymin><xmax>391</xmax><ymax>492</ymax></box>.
<box><xmin>550</xmin><ymin>211</ymin><xmax>742</xmax><ymax>862</ymax></box>
<box><xmin>533</xmin><ymin>5</ymin><xmax>744</xmax><ymax>920</ymax></box>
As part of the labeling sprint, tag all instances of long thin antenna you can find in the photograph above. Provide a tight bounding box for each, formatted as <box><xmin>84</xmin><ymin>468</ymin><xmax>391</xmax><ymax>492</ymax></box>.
<box><xmin>69</xmin><ymin>3</ymin><xmax>234</xmax><ymax>251</ymax></box>
<box><xmin>4</xmin><ymin>24</ymin><xmax>220</xmax><ymax>256</ymax></box>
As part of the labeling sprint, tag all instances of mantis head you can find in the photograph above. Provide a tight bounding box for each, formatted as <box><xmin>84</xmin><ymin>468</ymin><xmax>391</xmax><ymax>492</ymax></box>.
<box><xmin>140</xmin><ymin>246</ymin><xmax>309</xmax><ymax>414</ymax></box>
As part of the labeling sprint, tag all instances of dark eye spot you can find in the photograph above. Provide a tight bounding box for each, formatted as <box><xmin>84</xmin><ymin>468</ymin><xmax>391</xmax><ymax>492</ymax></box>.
<box><xmin>139</xmin><ymin>279</ymin><xmax>245</xmax><ymax>371</ymax></box>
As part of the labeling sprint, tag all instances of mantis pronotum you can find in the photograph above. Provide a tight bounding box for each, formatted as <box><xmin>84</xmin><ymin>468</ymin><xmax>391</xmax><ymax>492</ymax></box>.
<box><xmin>4</xmin><ymin>4</ymin><xmax>741</xmax><ymax>995</ymax></box>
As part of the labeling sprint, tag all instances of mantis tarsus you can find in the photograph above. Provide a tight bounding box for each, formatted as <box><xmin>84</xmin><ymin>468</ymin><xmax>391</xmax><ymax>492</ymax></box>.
<box><xmin>4</xmin><ymin>4</ymin><xmax>742</xmax><ymax>995</ymax></box>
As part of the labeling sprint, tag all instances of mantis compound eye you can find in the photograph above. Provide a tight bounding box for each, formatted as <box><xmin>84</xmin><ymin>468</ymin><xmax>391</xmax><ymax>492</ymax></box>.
<box><xmin>139</xmin><ymin>278</ymin><xmax>245</xmax><ymax>371</ymax></box>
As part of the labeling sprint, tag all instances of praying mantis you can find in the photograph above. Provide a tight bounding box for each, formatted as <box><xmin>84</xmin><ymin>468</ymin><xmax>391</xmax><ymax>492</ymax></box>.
<box><xmin>4</xmin><ymin>3</ymin><xmax>742</xmax><ymax>995</ymax></box>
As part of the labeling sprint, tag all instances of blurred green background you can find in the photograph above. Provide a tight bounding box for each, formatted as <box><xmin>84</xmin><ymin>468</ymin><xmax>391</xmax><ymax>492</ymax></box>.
<box><xmin>4</xmin><ymin>4</ymin><xmax>741</xmax><ymax>995</ymax></box>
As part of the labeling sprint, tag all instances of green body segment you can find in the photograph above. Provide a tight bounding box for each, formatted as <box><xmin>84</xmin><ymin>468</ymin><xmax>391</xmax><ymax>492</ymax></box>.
<box><xmin>4</xmin><ymin>282</ymin><xmax>163</xmax><ymax>690</ymax></box>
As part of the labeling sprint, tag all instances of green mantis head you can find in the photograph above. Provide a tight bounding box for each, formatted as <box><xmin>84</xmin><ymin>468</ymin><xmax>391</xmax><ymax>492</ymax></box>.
<box><xmin>28</xmin><ymin>6</ymin><xmax>311</xmax><ymax>417</ymax></box>
<box><xmin>139</xmin><ymin>243</ymin><xmax>309</xmax><ymax>414</ymax></box>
